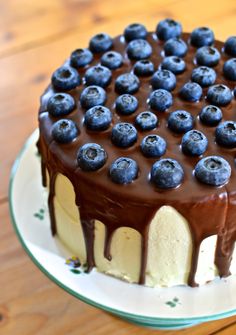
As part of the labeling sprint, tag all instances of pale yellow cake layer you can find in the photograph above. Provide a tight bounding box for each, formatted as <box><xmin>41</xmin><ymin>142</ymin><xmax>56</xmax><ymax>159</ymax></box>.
<box><xmin>52</xmin><ymin>173</ymin><xmax>236</xmax><ymax>287</ymax></box>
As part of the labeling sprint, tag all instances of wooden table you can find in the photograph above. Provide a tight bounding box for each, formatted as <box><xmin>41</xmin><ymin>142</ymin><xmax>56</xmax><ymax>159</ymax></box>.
<box><xmin>1</xmin><ymin>0</ymin><xmax>236</xmax><ymax>333</ymax></box>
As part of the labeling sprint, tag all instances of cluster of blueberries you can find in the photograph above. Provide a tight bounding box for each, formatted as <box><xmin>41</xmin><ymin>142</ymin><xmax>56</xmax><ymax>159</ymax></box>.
<box><xmin>48</xmin><ymin>19</ymin><xmax>236</xmax><ymax>189</ymax></box>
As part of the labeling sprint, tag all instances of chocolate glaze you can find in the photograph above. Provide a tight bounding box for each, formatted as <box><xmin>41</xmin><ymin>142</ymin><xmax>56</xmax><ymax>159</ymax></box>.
<box><xmin>37</xmin><ymin>32</ymin><xmax>236</xmax><ymax>286</ymax></box>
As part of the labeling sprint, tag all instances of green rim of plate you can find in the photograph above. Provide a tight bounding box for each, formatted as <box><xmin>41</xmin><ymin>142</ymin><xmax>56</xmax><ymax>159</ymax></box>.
<box><xmin>8</xmin><ymin>130</ymin><xmax>236</xmax><ymax>324</ymax></box>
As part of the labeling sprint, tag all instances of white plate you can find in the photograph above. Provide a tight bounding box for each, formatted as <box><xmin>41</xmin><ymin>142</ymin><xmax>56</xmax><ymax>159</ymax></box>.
<box><xmin>9</xmin><ymin>130</ymin><xmax>236</xmax><ymax>330</ymax></box>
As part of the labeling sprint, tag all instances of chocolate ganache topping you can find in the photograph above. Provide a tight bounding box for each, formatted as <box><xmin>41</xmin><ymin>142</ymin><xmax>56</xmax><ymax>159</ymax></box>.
<box><xmin>37</xmin><ymin>20</ymin><xmax>236</xmax><ymax>287</ymax></box>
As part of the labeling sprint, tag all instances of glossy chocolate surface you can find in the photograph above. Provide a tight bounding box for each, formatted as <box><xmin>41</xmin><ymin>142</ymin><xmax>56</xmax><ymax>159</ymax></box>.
<box><xmin>38</xmin><ymin>32</ymin><xmax>236</xmax><ymax>286</ymax></box>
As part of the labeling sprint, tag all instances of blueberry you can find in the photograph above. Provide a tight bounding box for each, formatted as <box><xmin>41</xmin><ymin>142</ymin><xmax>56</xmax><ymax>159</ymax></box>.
<box><xmin>190</xmin><ymin>27</ymin><xmax>214</xmax><ymax>48</ymax></box>
<box><xmin>207</xmin><ymin>84</ymin><xmax>232</xmax><ymax>106</ymax></box>
<box><xmin>84</xmin><ymin>106</ymin><xmax>112</xmax><ymax>131</ymax></box>
<box><xmin>111</xmin><ymin>123</ymin><xmax>137</xmax><ymax>147</ymax></box>
<box><xmin>135</xmin><ymin>111</ymin><xmax>158</xmax><ymax>131</ymax></box>
<box><xmin>224</xmin><ymin>36</ymin><xmax>236</xmax><ymax>56</ymax></box>
<box><xmin>223</xmin><ymin>58</ymin><xmax>236</xmax><ymax>81</ymax></box>
<box><xmin>151</xmin><ymin>158</ymin><xmax>184</xmax><ymax>189</ymax></box>
<box><xmin>180</xmin><ymin>82</ymin><xmax>202</xmax><ymax>102</ymax></box>
<box><xmin>85</xmin><ymin>65</ymin><xmax>112</xmax><ymax>88</ymax></box>
<box><xmin>168</xmin><ymin>110</ymin><xmax>194</xmax><ymax>133</ymax></box>
<box><xmin>101</xmin><ymin>51</ymin><xmax>123</xmax><ymax>69</ymax></box>
<box><xmin>110</xmin><ymin>157</ymin><xmax>138</xmax><ymax>184</ymax></box>
<box><xmin>77</xmin><ymin>143</ymin><xmax>107</xmax><ymax>171</ymax></box>
<box><xmin>151</xmin><ymin>69</ymin><xmax>176</xmax><ymax>91</ymax></box>
<box><xmin>51</xmin><ymin>66</ymin><xmax>80</xmax><ymax>91</ymax></box>
<box><xmin>89</xmin><ymin>33</ymin><xmax>113</xmax><ymax>53</ymax></box>
<box><xmin>215</xmin><ymin>121</ymin><xmax>236</xmax><ymax>148</ymax></box>
<box><xmin>133</xmin><ymin>60</ymin><xmax>155</xmax><ymax>76</ymax></box>
<box><xmin>47</xmin><ymin>93</ymin><xmax>75</xmax><ymax>117</ymax></box>
<box><xmin>115</xmin><ymin>94</ymin><xmax>138</xmax><ymax>115</ymax></box>
<box><xmin>181</xmin><ymin>130</ymin><xmax>208</xmax><ymax>156</ymax></box>
<box><xmin>124</xmin><ymin>23</ymin><xmax>147</xmax><ymax>42</ymax></box>
<box><xmin>141</xmin><ymin>134</ymin><xmax>166</xmax><ymax>157</ymax></box>
<box><xmin>196</xmin><ymin>46</ymin><xmax>220</xmax><ymax>67</ymax></box>
<box><xmin>199</xmin><ymin>105</ymin><xmax>222</xmax><ymax>126</ymax></box>
<box><xmin>115</xmin><ymin>73</ymin><xmax>140</xmax><ymax>94</ymax></box>
<box><xmin>51</xmin><ymin>119</ymin><xmax>78</xmax><ymax>143</ymax></box>
<box><xmin>126</xmin><ymin>39</ymin><xmax>152</xmax><ymax>60</ymax></box>
<box><xmin>191</xmin><ymin>66</ymin><xmax>216</xmax><ymax>87</ymax></box>
<box><xmin>149</xmin><ymin>89</ymin><xmax>173</xmax><ymax>112</ymax></box>
<box><xmin>80</xmin><ymin>85</ymin><xmax>106</xmax><ymax>109</ymax></box>
<box><xmin>156</xmin><ymin>19</ymin><xmax>182</xmax><ymax>41</ymax></box>
<box><xmin>70</xmin><ymin>48</ymin><xmax>93</xmax><ymax>68</ymax></box>
<box><xmin>161</xmin><ymin>56</ymin><xmax>186</xmax><ymax>74</ymax></box>
<box><xmin>195</xmin><ymin>156</ymin><xmax>231</xmax><ymax>186</ymax></box>
<box><xmin>164</xmin><ymin>37</ymin><xmax>188</xmax><ymax>57</ymax></box>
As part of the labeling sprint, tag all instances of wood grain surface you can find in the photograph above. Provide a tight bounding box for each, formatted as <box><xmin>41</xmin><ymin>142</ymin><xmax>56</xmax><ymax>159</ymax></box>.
<box><xmin>1</xmin><ymin>0</ymin><xmax>236</xmax><ymax>333</ymax></box>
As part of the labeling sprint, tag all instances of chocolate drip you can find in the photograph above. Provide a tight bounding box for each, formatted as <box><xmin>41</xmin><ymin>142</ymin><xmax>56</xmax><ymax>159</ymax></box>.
<box><xmin>80</xmin><ymin>218</ymin><xmax>95</xmax><ymax>272</ymax></box>
<box><xmin>38</xmin><ymin>32</ymin><xmax>236</xmax><ymax>286</ymax></box>
<box><xmin>139</xmin><ymin>225</ymin><xmax>150</xmax><ymax>285</ymax></box>
<box><xmin>104</xmin><ymin>225</ymin><xmax>115</xmax><ymax>261</ymax></box>
<box><xmin>48</xmin><ymin>171</ymin><xmax>57</xmax><ymax>236</ymax></box>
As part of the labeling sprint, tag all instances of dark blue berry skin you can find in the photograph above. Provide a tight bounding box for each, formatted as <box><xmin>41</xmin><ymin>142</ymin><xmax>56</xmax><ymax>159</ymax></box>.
<box><xmin>151</xmin><ymin>158</ymin><xmax>184</xmax><ymax>189</ymax></box>
<box><xmin>207</xmin><ymin>84</ymin><xmax>232</xmax><ymax>106</ymax></box>
<box><xmin>151</xmin><ymin>69</ymin><xmax>176</xmax><ymax>91</ymax></box>
<box><xmin>111</xmin><ymin>123</ymin><xmax>137</xmax><ymax>148</ymax></box>
<box><xmin>141</xmin><ymin>134</ymin><xmax>166</xmax><ymax>157</ymax></box>
<box><xmin>195</xmin><ymin>156</ymin><xmax>231</xmax><ymax>186</ymax></box>
<box><xmin>180</xmin><ymin>82</ymin><xmax>202</xmax><ymax>102</ymax></box>
<box><xmin>101</xmin><ymin>51</ymin><xmax>123</xmax><ymax>69</ymax></box>
<box><xmin>196</xmin><ymin>46</ymin><xmax>221</xmax><ymax>67</ymax></box>
<box><xmin>70</xmin><ymin>48</ymin><xmax>93</xmax><ymax>68</ymax></box>
<box><xmin>84</xmin><ymin>106</ymin><xmax>112</xmax><ymax>131</ymax></box>
<box><xmin>47</xmin><ymin>93</ymin><xmax>75</xmax><ymax>117</ymax></box>
<box><xmin>199</xmin><ymin>105</ymin><xmax>222</xmax><ymax>126</ymax></box>
<box><xmin>135</xmin><ymin>111</ymin><xmax>158</xmax><ymax>131</ymax></box>
<box><xmin>168</xmin><ymin>110</ymin><xmax>194</xmax><ymax>133</ymax></box>
<box><xmin>191</xmin><ymin>66</ymin><xmax>216</xmax><ymax>87</ymax></box>
<box><xmin>51</xmin><ymin>119</ymin><xmax>78</xmax><ymax>143</ymax></box>
<box><xmin>149</xmin><ymin>89</ymin><xmax>173</xmax><ymax>112</ymax></box>
<box><xmin>224</xmin><ymin>36</ymin><xmax>236</xmax><ymax>56</ymax></box>
<box><xmin>124</xmin><ymin>23</ymin><xmax>147</xmax><ymax>42</ymax></box>
<box><xmin>77</xmin><ymin>143</ymin><xmax>107</xmax><ymax>171</ymax></box>
<box><xmin>161</xmin><ymin>56</ymin><xmax>186</xmax><ymax>74</ymax></box>
<box><xmin>115</xmin><ymin>73</ymin><xmax>140</xmax><ymax>94</ymax></box>
<box><xmin>85</xmin><ymin>65</ymin><xmax>112</xmax><ymax>88</ymax></box>
<box><xmin>110</xmin><ymin>157</ymin><xmax>138</xmax><ymax>184</ymax></box>
<box><xmin>89</xmin><ymin>33</ymin><xmax>113</xmax><ymax>53</ymax></box>
<box><xmin>215</xmin><ymin>121</ymin><xmax>236</xmax><ymax>148</ymax></box>
<box><xmin>80</xmin><ymin>85</ymin><xmax>106</xmax><ymax>109</ymax></box>
<box><xmin>156</xmin><ymin>19</ymin><xmax>182</xmax><ymax>41</ymax></box>
<box><xmin>190</xmin><ymin>27</ymin><xmax>215</xmax><ymax>48</ymax></box>
<box><xmin>223</xmin><ymin>58</ymin><xmax>236</xmax><ymax>81</ymax></box>
<box><xmin>126</xmin><ymin>39</ymin><xmax>152</xmax><ymax>60</ymax></box>
<box><xmin>51</xmin><ymin>66</ymin><xmax>80</xmax><ymax>91</ymax></box>
<box><xmin>181</xmin><ymin>130</ymin><xmax>208</xmax><ymax>156</ymax></box>
<box><xmin>164</xmin><ymin>38</ymin><xmax>188</xmax><ymax>57</ymax></box>
<box><xmin>133</xmin><ymin>60</ymin><xmax>155</xmax><ymax>76</ymax></box>
<box><xmin>115</xmin><ymin>94</ymin><xmax>138</xmax><ymax>115</ymax></box>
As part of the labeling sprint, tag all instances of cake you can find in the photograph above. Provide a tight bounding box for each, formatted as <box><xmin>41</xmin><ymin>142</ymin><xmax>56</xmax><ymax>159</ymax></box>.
<box><xmin>37</xmin><ymin>19</ymin><xmax>236</xmax><ymax>287</ymax></box>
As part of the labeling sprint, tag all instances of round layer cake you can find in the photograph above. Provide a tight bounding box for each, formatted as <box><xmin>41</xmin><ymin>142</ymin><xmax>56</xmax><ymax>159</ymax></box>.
<box><xmin>38</xmin><ymin>19</ymin><xmax>236</xmax><ymax>287</ymax></box>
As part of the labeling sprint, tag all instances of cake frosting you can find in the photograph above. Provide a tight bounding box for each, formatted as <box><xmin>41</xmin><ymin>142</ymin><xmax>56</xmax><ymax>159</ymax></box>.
<box><xmin>37</xmin><ymin>22</ymin><xmax>236</xmax><ymax>287</ymax></box>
